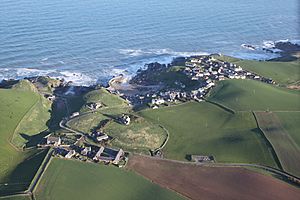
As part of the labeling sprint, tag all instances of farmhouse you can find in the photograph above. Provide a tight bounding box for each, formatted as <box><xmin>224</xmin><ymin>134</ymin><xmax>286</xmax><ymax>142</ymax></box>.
<box><xmin>113</xmin><ymin>149</ymin><xmax>124</xmax><ymax>165</ymax></box>
<box><xmin>81</xmin><ymin>146</ymin><xmax>92</xmax><ymax>156</ymax></box>
<box><xmin>93</xmin><ymin>146</ymin><xmax>105</xmax><ymax>161</ymax></box>
<box><xmin>191</xmin><ymin>155</ymin><xmax>215</xmax><ymax>163</ymax></box>
<box><xmin>65</xmin><ymin>150</ymin><xmax>76</xmax><ymax>159</ymax></box>
<box><xmin>152</xmin><ymin>98</ymin><xmax>165</xmax><ymax>105</ymax></box>
<box><xmin>87</xmin><ymin>102</ymin><xmax>102</xmax><ymax>110</ymax></box>
<box><xmin>96</xmin><ymin>134</ymin><xmax>109</xmax><ymax>142</ymax></box>
<box><xmin>92</xmin><ymin>146</ymin><xmax>125</xmax><ymax>165</ymax></box>
<box><xmin>91</xmin><ymin>131</ymin><xmax>110</xmax><ymax>142</ymax></box>
<box><xmin>71</xmin><ymin>112</ymin><xmax>80</xmax><ymax>118</ymax></box>
<box><xmin>47</xmin><ymin>136</ymin><xmax>61</xmax><ymax>146</ymax></box>
<box><xmin>120</xmin><ymin>114</ymin><xmax>131</xmax><ymax>125</ymax></box>
<box><xmin>44</xmin><ymin>94</ymin><xmax>56</xmax><ymax>101</ymax></box>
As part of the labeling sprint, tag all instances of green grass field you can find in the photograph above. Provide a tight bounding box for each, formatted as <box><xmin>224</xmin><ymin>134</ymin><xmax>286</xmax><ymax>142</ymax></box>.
<box><xmin>104</xmin><ymin>117</ymin><xmax>167</xmax><ymax>153</ymax></box>
<box><xmin>214</xmin><ymin>55</ymin><xmax>300</xmax><ymax>85</ymax></box>
<box><xmin>34</xmin><ymin>158</ymin><xmax>184</xmax><ymax>200</ymax></box>
<box><xmin>11</xmin><ymin>95</ymin><xmax>51</xmax><ymax>148</ymax></box>
<box><xmin>67</xmin><ymin>107</ymin><xmax>129</xmax><ymax>133</ymax></box>
<box><xmin>0</xmin><ymin>81</ymin><xmax>50</xmax><ymax>195</ymax></box>
<box><xmin>255</xmin><ymin>112</ymin><xmax>300</xmax><ymax>177</ymax></box>
<box><xmin>139</xmin><ymin>102</ymin><xmax>277</xmax><ymax>166</ymax></box>
<box><xmin>276</xmin><ymin>112</ymin><xmax>300</xmax><ymax>146</ymax></box>
<box><xmin>81</xmin><ymin>88</ymin><xmax>128</xmax><ymax>111</ymax></box>
<box><xmin>208</xmin><ymin>79</ymin><xmax>300</xmax><ymax>111</ymax></box>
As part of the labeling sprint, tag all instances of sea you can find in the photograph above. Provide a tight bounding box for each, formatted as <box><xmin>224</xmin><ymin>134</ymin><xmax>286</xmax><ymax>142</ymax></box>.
<box><xmin>0</xmin><ymin>0</ymin><xmax>299</xmax><ymax>85</ymax></box>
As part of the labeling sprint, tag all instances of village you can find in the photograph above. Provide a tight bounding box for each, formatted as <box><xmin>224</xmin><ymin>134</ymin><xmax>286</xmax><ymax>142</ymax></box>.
<box><xmin>121</xmin><ymin>55</ymin><xmax>275</xmax><ymax>108</ymax></box>
<box><xmin>37</xmin><ymin>112</ymin><xmax>131</xmax><ymax>167</ymax></box>
<box><xmin>11</xmin><ymin>54</ymin><xmax>277</xmax><ymax>168</ymax></box>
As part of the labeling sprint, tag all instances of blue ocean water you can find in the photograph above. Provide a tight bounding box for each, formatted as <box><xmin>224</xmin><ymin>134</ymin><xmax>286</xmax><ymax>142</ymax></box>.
<box><xmin>0</xmin><ymin>0</ymin><xmax>299</xmax><ymax>85</ymax></box>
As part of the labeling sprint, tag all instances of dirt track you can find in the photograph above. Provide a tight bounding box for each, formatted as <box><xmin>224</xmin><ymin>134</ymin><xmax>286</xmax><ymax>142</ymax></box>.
<box><xmin>127</xmin><ymin>155</ymin><xmax>300</xmax><ymax>200</ymax></box>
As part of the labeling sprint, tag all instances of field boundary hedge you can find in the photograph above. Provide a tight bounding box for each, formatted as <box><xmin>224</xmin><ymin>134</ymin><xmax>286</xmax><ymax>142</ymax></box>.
<box><xmin>205</xmin><ymin>99</ymin><xmax>236</xmax><ymax>114</ymax></box>
<box><xmin>252</xmin><ymin>112</ymin><xmax>283</xmax><ymax>170</ymax></box>
<box><xmin>28</xmin><ymin>148</ymin><xmax>53</xmax><ymax>195</ymax></box>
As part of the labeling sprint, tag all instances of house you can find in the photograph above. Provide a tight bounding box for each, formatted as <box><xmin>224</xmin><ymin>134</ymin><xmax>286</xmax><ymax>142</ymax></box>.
<box><xmin>71</xmin><ymin>112</ymin><xmax>80</xmax><ymax>118</ymax></box>
<box><xmin>191</xmin><ymin>155</ymin><xmax>214</xmax><ymax>163</ymax></box>
<box><xmin>152</xmin><ymin>98</ymin><xmax>165</xmax><ymax>105</ymax></box>
<box><xmin>152</xmin><ymin>105</ymin><xmax>159</xmax><ymax>109</ymax></box>
<box><xmin>47</xmin><ymin>136</ymin><xmax>61</xmax><ymax>146</ymax></box>
<box><xmin>96</xmin><ymin>134</ymin><xmax>109</xmax><ymax>142</ymax></box>
<box><xmin>87</xmin><ymin>102</ymin><xmax>102</xmax><ymax>110</ymax></box>
<box><xmin>93</xmin><ymin>146</ymin><xmax>105</xmax><ymax>161</ymax></box>
<box><xmin>120</xmin><ymin>114</ymin><xmax>131</xmax><ymax>125</ymax></box>
<box><xmin>65</xmin><ymin>150</ymin><xmax>76</xmax><ymax>159</ymax></box>
<box><xmin>113</xmin><ymin>149</ymin><xmax>124</xmax><ymax>165</ymax></box>
<box><xmin>44</xmin><ymin>94</ymin><xmax>56</xmax><ymax>101</ymax></box>
<box><xmin>234</xmin><ymin>67</ymin><xmax>243</xmax><ymax>72</ymax></box>
<box><xmin>81</xmin><ymin>146</ymin><xmax>91</xmax><ymax>156</ymax></box>
<box><xmin>190</xmin><ymin>58</ymin><xmax>199</xmax><ymax>63</ymax></box>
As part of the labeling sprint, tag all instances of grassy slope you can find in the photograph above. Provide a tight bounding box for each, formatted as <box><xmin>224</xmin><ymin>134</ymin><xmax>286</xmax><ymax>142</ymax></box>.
<box><xmin>82</xmin><ymin>88</ymin><xmax>128</xmax><ymax>109</ymax></box>
<box><xmin>34</xmin><ymin>158</ymin><xmax>184</xmax><ymax>200</ymax></box>
<box><xmin>254</xmin><ymin>112</ymin><xmax>300</xmax><ymax>177</ymax></box>
<box><xmin>12</xmin><ymin>95</ymin><xmax>51</xmax><ymax>148</ymax></box>
<box><xmin>0</xmin><ymin>81</ymin><xmax>50</xmax><ymax>195</ymax></box>
<box><xmin>0</xmin><ymin>88</ymin><xmax>38</xmax><ymax>182</ymax></box>
<box><xmin>208</xmin><ymin>79</ymin><xmax>300</xmax><ymax>111</ymax></box>
<box><xmin>276</xmin><ymin>112</ymin><xmax>300</xmax><ymax>146</ymax></box>
<box><xmin>139</xmin><ymin>102</ymin><xmax>277</xmax><ymax>166</ymax></box>
<box><xmin>104</xmin><ymin>118</ymin><xmax>167</xmax><ymax>153</ymax></box>
<box><xmin>214</xmin><ymin>55</ymin><xmax>300</xmax><ymax>85</ymax></box>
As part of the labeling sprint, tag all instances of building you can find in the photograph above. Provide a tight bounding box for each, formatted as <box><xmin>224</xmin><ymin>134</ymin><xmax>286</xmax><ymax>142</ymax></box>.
<box><xmin>191</xmin><ymin>155</ymin><xmax>215</xmax><ymax>163</ymax></box>
<box><xmin>71</xmin><ymin>112</ymin><xmax>80</xmax><ymax>118</ymax></box>
<box><xmin>47</xmin><ymin>136</ymin><xmax>61</xmax><ymax>146</ymax></box>
<box><xmin>96</xmin><ymin>134</ymin><xmax>109</xmax><ymax>142</ymax></box>
<box><xmin>81</xmin><ymin>146</ymin><xmax>91</xmax><ymax>156</ymax></box>
<box><xmin>65</xmin><ymin>150</ymin><xmax>76</xmax><ymax>159</ymax></box>
<box><xmin>93</xmin><ymin>146</ymin><xmax>105</xmax><ymax>161</ymax></box>
<box><xmin>120</xmin><ymin>114</ymin><xmax>130</xmax><ymax>125</ymax></box>
<box><xmin>113</xmin><ymin>149</ymin><xmax>124</xmax><ymax>165</ymax></box>
<box><xmin>152</xmin><ymin>98</ymin><xmax>165</xmax><ymax>105</ymax></box>
<box><xmin>87</xmin><ymin>102</ymin><xmax>102</xmax><ymax>110</ymax></box>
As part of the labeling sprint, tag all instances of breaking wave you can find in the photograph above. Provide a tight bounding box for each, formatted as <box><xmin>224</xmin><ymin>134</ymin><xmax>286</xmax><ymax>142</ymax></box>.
<box><xmin>0</xmin><ymin>68</ymin><xmax>94</xmax><ymax>86</ymax></box>
<box><xmin>119</xmin><ymin>48</ymin><xmax>209</xmax><ymax>58</ymax></box>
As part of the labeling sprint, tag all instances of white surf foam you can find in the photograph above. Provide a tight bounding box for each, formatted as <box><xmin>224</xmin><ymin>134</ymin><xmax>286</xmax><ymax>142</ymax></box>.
<box><xmin>0</xmin><ymin>67</ymin><xmax>95</xmax><ymax>86</ymax></box>
<box><xmin>119</xmin><ymin>48</ymin><xmax>209</xmax><ymax>58</ymax></box>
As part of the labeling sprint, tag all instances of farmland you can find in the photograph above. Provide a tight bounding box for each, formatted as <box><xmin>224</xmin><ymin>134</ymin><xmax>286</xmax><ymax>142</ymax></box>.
<box><xmin>104</xmin><ymin>116</ymin><xmax>167</xmax><ymax>153</ymax></box>
<box><xmin>214</xmin><ymin>55</ymin><xmax>300</xmax><ymax>85</ymax></box>
<box><xmin>208</xmin><ymin>79</ymin><xmax>300</xmax><ymax>111</ymax></box>
<box><xmin>139</xmin><ymin>102</ymin><xmax>277</xmax><ymax>166</ymax></box>
<box><xmin>127</xmin><ymin>155</ymin><xmax>300</xmax><ymax>200</ymax></box>
<box><xmin>0</xmin><ymin>81</ymin><xmax>50</xmax><ymax>195</ymax></box>
<box><xmin>276</xmin><ymin>112</ymin><xmax>300</xmax><ymax>146</ymax></box>
<box><xmin>255</xmin><ymin>112</ymin><xmax>300</xmax><ymax>177</ymax></box>
<box><xmin>81</xmin><ymin>88</ymin><xmax>128</xmax><ymax>112</ymax></box>
<box><xmin>34</xmin><ymin>158</ymin><xmax>184</xmax><ymax>200</ymax></box>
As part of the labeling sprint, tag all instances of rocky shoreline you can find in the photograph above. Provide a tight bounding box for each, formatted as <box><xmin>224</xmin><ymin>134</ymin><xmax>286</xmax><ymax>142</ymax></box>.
<box><xmin>1</xmin><ymin>41</ymin><xmax>298</xmax><ymax>104</ymax></box>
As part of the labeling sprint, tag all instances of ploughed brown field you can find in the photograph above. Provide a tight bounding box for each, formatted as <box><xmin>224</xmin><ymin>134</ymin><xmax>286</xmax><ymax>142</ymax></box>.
<box><xmin>127</xmin><ymin>155</ymin><xmax>300</xmax><ymax>200</ymax></box>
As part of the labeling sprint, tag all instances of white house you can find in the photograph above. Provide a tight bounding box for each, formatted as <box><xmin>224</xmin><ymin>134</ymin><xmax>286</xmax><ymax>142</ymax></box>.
<box><xmin>47</xmin><ymin>136</ymin><xmax>61</xmax><ymax>146</ymax></box>
<box><xmin>65</xmin><ymin>150</ymin><xmax>76</xmax><ymax>159</ymax></box>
